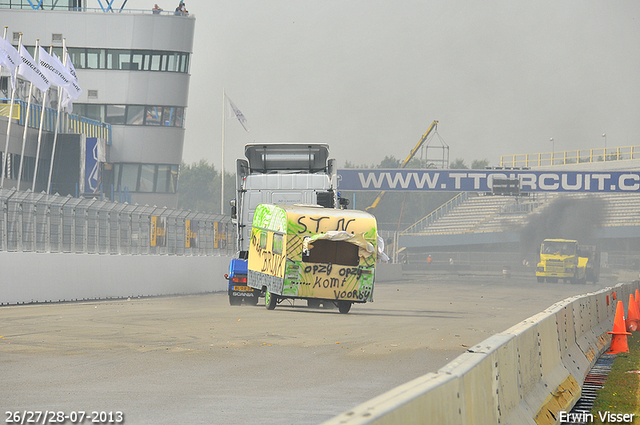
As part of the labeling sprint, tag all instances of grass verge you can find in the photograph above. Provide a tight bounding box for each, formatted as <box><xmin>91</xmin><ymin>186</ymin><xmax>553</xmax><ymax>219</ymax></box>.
<box><xmin>591</xmin><ymin>331</ymin><xmax>640</xmax><ymax>424</ymax></box>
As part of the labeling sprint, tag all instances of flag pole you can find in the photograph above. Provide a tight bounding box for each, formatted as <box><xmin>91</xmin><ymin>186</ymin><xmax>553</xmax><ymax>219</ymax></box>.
<box><xmin>0</xmin><ymin>27</ymin><xmax>7</xmax><ymax>188</ymax></box>
<box><xmin>1</xmin><ymin>32</ymin><xmax>21</xmax><ymax>189</ymax></box>
<box><xmin>17</xmin><ymin>39</ymin><xmax>39</xmax><ymax>190</ymax></box>
<box><xmin>0</xmin><ymin>27</ymin><xmax>5</xmax><ymax>76</ymax></box>
<box><xmin>221</xmin><ymin>88</ymin><xmax>225</xmax><ymax>215</ymax></box>
<box><xmin>46</xmin><ymin>39</ymin><xmax>66</xmax><ymax>195</ymax></box>
<box><xmin>32</xmin><ymin>44</ymin><xmax>52</xmax><ymax>192</ymax></box>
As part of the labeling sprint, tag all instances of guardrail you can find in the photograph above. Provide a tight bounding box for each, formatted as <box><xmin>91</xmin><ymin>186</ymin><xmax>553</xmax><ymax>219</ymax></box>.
<box><xmin>322</xmin><ymin>281</ymin><xmax>640</xmax><ymax>425</ymax></box>
<box><xmin>0</xmin><ymin>188</ymin><xmax>234</xmax><ymax>256</ymax></box>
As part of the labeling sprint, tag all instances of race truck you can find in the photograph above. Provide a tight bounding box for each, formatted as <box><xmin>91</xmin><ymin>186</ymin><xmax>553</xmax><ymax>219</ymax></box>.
<box><xmin>225</xmin><ymin>143</ymin><xmax>347</xmax><ymax>305</ymax></box>
<box><xmin>536</xmin><ymin>239</ymin><xmax>599</xmax><ymax>284</ymax></box>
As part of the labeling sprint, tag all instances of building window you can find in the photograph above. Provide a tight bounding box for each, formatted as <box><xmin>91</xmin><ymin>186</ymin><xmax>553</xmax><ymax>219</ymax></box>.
<box><xmin>162</xmin><ymin>107</ymin><xmax>175</xmax><ymax>126</ymax></box>
<box><xmin>74</xmin><ymin>104</ymin><xmax>185</xmax><ymax>128</ymax></box>
<box><xmin>139</xmin><ymin>164</ymin><xmax>156</xmax><ymax>192</ymax></box>
<box><xmin>86</xmin><ymin>48</ymin><xmax>105</xmax><ymax>69</ymax></box>
<box><xmin>131</xmin><ymin>52</ymin><xmax>145</xmax><ymax>70</ymax></box>
<box><xmin>120</xmin><ymin>163</ymin><xmax>139</xmax><ymax>191</ymax></box>
<box><xmin>174</xmin><ymin>108</ymin><xmax>184</xmax><ymax>127</ymax></box>
<box><xmin>149</xmin><ymin>53</ymin><xmax>162</xmax><ymax>71</ymax></box>
<box><xmin>105</xmin><ymin>105</ymin><xmax>125</xmax><ymax>125</ymax></box>
<box><xmin>169</xmin><ymin>165</ymin><xmax>178</xmax><ymax>192</ymax></box>
<box><xmin>126</xmin><ymin>105</ymin><xmax>145</xmax><ymax>125</ymax></box>
<box><xmin>113</xmin><ymin>163</ymin><xmax>178</xmax><ymax>193</ymax></box>
<box><xmin>0</xmin><ymin>1</ymin><xmax>78</xmax><ymax>10</ymax></box>
<box><xmin>74</xmin><ymin>104</ymin><xmax>103</xmax><ymax>121</ymax></box>
<box><xmin>145</xmin><ymin>106</ymin><xmax>162</xmax><ymax>125</ymax></box>
<box><xmin>63</xmin><ymin>47</ymin><xmax>190</xmax><ymax>73</ymax></box>
<box><xmin>156</xmin><ymin>165</ymin><xmax>170</xmax><ymax>193</ymax></box>
<box><xmin>26</xmin><ymin>46</ymin><xmax>191</xmax><ymax>73</ymax></box>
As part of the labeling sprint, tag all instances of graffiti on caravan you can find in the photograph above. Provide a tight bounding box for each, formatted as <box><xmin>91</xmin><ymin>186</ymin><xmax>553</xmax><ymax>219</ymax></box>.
<box><xmin>336</xmin><ymin>169</ymin><xmax>640</xmax><ymax>193</ymax></box>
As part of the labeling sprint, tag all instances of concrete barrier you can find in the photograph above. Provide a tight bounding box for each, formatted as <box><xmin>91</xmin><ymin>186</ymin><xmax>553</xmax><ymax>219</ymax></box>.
<box><xmin>322</xmin><ymin>281</ymin><xmax>640</xmax><ymax>425</ymax></box>
<box><xmin>0</xmin><ymin>254</ymin><xmax>403</xmax><ymax>304</ymax></box>
<box><xmin>0</xmin><ymin>251</ymin><xmax>231</xmax><ymax>304</ymax></box>
<box><xmin>376</xmin><ymin>263</ymin><xmax>403</xmax><ymax>282</ymax></box>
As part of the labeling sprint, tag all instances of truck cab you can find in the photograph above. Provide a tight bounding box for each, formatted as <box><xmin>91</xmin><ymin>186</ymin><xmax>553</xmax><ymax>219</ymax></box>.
<box><xmin>224</xmin><ymin>258</ymin><xmax>257</xmax><ymax>305</ymax></box>
<box><xmin>536</xmin><ymin>239</ymin><xmax>591</xmax><ymax>284</ymax></box>
<box><xmin>226</xmin><ymin>143</ymin><xmax>341</xmax><ymax>305</ymax></box>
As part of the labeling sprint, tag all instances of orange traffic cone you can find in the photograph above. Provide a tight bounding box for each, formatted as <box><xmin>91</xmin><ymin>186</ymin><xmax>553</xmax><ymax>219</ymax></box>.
<box><xmin>608</xmin><ymin>301</ymin><xmax>631</xmax><ymax>354</ymax></box>
<box><xmin>626</xmin><ymin>294</ymin><xmax>640</xmax><ymax>332</ymax></box>
<box><xmin>635</xmin><ymin>289</ymin><xmax>640</xmax><ymax>314</ymax></box>
<box><xmin>613</xmin><ymin>291</ymin><xmax>617</xmax><ymax>301</ymax></box>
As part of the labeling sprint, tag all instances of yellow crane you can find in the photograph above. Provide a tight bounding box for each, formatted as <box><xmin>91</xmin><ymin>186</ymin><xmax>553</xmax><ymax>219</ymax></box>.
<box><xmin>366</xmin><ymin>120</ymin><xmax>439</xmax><ymax>211</ymax></box>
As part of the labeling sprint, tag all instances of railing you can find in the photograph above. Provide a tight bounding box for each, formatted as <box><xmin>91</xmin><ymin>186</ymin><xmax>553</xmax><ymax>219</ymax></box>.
<box><xmin>0</xmin><ymin>99</ymin><xmax>112</xmax><ymax>144</ymax></box>
<box><xmin>7</xmin><ymin>5</ymin><xmax>196</xmax><ymax>17</ymax></box>
<box><xmin>500</xmin><ymin>145</ymin><xmax>640</xmax><ymax>167</ymax></box>
<box><xmin>401</xmin><ymin>192</ymin><xmax>468</xmax><ymax>234</ymax></box>
<box><xmin>0</xmin><ymin>188</ymin><xmax>234</xmax><ymax>256</ymax></box>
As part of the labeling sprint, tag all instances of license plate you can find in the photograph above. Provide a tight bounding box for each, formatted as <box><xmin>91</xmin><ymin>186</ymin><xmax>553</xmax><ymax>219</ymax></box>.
<box><xmin>234</xmin><ymin>286</ymin><xmax>252</xmax><ymax>291</ymax></box>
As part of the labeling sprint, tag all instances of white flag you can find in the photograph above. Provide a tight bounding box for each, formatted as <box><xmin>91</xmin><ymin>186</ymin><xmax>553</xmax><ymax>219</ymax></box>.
<box><xmin>225</xmin><ymin>95</ymin><xmax>250</xmax><ymax>132</ymax></box>
<box><xmin>60</xmin><ymin>90</ymin><xmax>73</xmax><ymax>113</ymax></box>
<box><xmin>38</xmin><ymin>46</ymin><xmax>72</xmax><ymax>88</ymax></box>
<box><xmin>18</xmin><ymin>45</ymin><xmax>50</xmax><ymax>92</ymax></box>
<box><xmin>0</xmin><ymin>37</ymin><xmax>20</xmax><ymax>90</ymax></box>
<box><xmin>60</xmin><ymin>52</ymin><xmax>82</xmax><ymax>113</ymax></box>
<box><xmin>64</xmin><ymin>49</ymin><xmax>79</xmax><ymax>82</ymax></box>
<box><xmin>63</xmin><ymin>53</ymin><xmax>81</xmax><ymax>99</ymax></box>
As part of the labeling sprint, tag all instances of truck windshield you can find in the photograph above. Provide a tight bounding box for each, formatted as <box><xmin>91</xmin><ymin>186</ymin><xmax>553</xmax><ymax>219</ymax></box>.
<box><xmin>542</xmin><ymin>242</ymin><xmax>576</xmax><ymax>255</ymax></box>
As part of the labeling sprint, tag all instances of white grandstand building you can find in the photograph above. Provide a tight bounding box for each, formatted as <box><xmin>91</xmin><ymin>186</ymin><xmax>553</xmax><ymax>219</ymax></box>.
<box><xmin>0</xmin><ymin>0</ymin><xmax>194</xmax><ymax>207</ymax></box>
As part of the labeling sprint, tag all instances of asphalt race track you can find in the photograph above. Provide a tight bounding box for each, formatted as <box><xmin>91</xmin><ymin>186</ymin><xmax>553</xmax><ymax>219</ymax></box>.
<box><xmin>1</xmin><ymin>271</ymin><xmax>619</xmax><ymax>424</ymax></box>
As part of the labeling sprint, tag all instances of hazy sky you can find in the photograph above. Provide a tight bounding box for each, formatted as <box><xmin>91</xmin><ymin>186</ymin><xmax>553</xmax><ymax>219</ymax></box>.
<box><xmin>126</xmin><ymin>0</ymin><xmax>640</xmax><ymax>171</ymax></box>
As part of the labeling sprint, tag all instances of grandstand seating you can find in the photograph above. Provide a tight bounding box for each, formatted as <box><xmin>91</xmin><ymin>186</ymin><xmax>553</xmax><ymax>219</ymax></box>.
<box><xmin>403</xmin><ymin>192</ymin><xmax>640</xmax><ymax>235</ymax></box>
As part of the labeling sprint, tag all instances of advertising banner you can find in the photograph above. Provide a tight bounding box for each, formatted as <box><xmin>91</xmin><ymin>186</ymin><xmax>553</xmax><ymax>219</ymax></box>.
<box><xmin>151</xmin><ymin>216</ymin><xmax>166</xmax><ymax>247</ymax></box>
<box><xmin>214</xmin><ymin>222</ymin><xmax>226</xmax><ymax>249</ymax></box>
<box><xmin>185</xmin><ymin>220</ymin><xmax>198</xmax><ymax>248</ymax></box>
<box><xmin>337</xmin><ymin>169</ymin><xmax>640</xmax><ymax>193</ymax></box>
<box><xmin>84</xmin><ymin>138</ymin><xmax>105</xmax><ymax>194</ymax></box>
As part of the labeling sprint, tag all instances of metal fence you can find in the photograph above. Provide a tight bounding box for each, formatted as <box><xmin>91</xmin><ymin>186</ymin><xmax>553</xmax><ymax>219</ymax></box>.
<box><xmin>0</xmin><ymin>188</ymin><xmax>235</xmax><ymax>256</ymax></box>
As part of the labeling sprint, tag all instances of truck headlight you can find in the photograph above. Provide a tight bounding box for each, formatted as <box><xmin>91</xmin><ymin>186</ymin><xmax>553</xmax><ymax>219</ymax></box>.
<box><xmin>565</xmin><ymin>267</ymin><xmax>574</xmax><ymax>272</ymax></box>
<box><xmin>537</xmin><ymin>266</ymin><xmax>544</xmax><ymax>272</ymax></box>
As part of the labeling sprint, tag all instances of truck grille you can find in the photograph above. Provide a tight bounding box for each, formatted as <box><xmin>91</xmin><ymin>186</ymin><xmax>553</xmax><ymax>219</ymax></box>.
<box><xmin>547</xmin><ymin>259</ymin><xmax>565</xmax><ymax>273</ymax></box>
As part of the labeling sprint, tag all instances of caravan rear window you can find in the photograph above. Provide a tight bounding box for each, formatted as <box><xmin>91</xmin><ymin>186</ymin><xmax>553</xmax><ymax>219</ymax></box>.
<box><xmin>307</xmin><ymin>239</ymin><xmax>359</xmax><ymax>267</ymax></box>
<box><xmin>273</xmin><ymin>233</ymin><xmax>283</xmax><ymax>256</ymax></box>
<box><xmin>260</xmin><ymin>231</ymin><xmax>268</xmax><ymax>250</ymax></box>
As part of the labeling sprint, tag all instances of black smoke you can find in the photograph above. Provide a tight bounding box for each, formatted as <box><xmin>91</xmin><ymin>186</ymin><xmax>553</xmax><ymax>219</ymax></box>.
<box><xmin>519</xmin><ymin>195</ymin><xmax>607</xmax><ymax>256</ymax></box>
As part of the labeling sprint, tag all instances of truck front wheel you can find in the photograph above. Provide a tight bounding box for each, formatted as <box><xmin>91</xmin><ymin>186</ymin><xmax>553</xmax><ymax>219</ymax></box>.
<box><xmin>537</xmin><ymin>276</ymin><xmax>545</xmax><ymax>283</ymax></box>
<box><xmin>265</xmin><ymin>290</ymin><xmax>277</xmax><ymax>310</ymax></box>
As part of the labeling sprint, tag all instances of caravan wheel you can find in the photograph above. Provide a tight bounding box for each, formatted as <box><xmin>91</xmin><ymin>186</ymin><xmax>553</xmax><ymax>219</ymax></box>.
<box><xmin>265</xmin><ymin>290</ymin><xmax>277</xmax><ymax>310</ymax></box>
<box><xmin>337</xmin><ymin>301</ymin><xmax>352</xmax><ymax>314</ymax></box>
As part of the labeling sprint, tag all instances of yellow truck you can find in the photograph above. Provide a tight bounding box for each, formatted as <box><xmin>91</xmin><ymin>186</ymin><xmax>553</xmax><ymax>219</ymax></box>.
<box><xmin>536</xmin><ymin>239</ymin><xmax>600</xmax><ymax>284</ymax></box>
<box><xmin>247</xmin><ymin>203</ymin><xmax>378</xmax><ymax>314</ymax></box>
